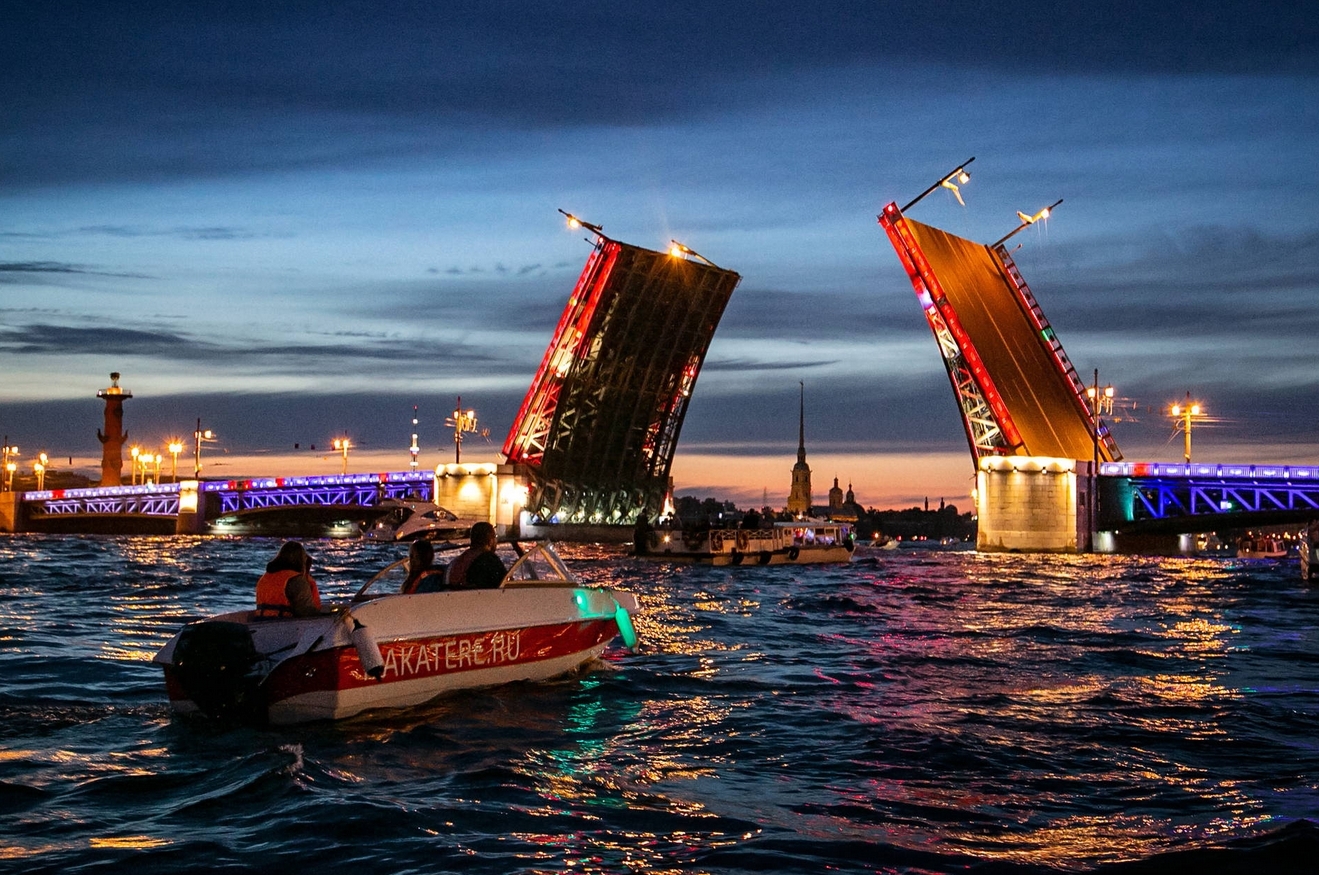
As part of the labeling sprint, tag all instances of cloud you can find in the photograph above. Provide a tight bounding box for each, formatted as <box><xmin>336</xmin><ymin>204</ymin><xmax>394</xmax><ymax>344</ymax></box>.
<box><xmin>2</xmin><ymin>4</ymin><xmax>1313</xmax><ymax>188</ymax></box>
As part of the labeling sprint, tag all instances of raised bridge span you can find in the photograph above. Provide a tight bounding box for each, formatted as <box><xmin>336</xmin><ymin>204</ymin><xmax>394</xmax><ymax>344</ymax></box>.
<box><xmin>878</xmin><ymin>196</ymin><xmax>1314</xmax><ymax>547</ymax></box>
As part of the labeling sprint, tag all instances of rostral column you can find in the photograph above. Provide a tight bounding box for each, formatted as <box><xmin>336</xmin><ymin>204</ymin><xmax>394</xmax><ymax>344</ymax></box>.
<box><xmin>96</xmin><ymin>372</ymin><xmax>133</xmax><ymax>486</ymax></box>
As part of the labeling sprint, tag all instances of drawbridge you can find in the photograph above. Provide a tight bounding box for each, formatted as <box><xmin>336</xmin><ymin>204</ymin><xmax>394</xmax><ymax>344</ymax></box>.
<box><xmin>503</xmin><ymin>232</ymin><xmax>741</xmax><ymax>525</ymax></box>
<box><xmin>879</xmin><ymin>201</ymin><xmax>1120</xmax><ymax>466</ymax></box>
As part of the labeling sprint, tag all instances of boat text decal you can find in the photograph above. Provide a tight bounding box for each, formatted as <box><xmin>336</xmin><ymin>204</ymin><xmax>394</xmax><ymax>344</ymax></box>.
<box><xmin>380</xmin><ymin>630</ymin><xmax>522</xmax><ymax>679</ymax></box>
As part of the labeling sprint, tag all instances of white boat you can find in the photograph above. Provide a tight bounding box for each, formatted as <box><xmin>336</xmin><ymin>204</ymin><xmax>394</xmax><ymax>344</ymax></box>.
<box><xmin>638</xmin><ymin>520</ymin><xmax>854</xmax><ymax>565</ymax></box>
<box><xmin>1237</xmin><ymin>535</ymin><xmax>1288</xmax><ymax>559</ymax></box>
<box><xmin>362</xmin><ymin>497</ymin><xmax>484</xmax><ymax>542</ymax></box>
<box><xmin>154</xmin><ymin>542</ymin><xmax>639</xmax><ymax>725</ymax></box>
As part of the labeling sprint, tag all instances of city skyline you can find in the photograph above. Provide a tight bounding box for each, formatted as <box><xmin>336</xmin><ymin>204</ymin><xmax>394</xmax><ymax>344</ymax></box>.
<box><xmin>3</xmin><ymin>3</ymin><xmax>1317</xmax><ymax>508</ymax></box>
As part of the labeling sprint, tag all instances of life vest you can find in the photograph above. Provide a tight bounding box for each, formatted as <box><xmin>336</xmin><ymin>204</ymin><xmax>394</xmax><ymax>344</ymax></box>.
<box><xmin>255</xmin><ymin>569</ymin><xmax>321</xmax><ymax>617</ymax></box>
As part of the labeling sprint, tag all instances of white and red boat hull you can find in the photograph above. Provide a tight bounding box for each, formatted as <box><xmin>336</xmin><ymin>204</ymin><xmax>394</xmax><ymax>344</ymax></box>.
<box><xmin>157</xmin><ymin>584</ymin><xmax>639</xmax><ymax>725</ymax></box>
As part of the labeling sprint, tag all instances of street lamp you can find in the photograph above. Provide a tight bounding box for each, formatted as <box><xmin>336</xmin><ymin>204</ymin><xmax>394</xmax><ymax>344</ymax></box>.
<box><xmin>1085</xmin><ymin>371</ymin><xmax>1114</xmax><ymax>552</ymax></box>
<box><xmin>193</xmin><ymin>419</ymin><xmax>217</xmax><ymax>478</ymax></box>
<box><xmin>1</xmin><ymin>441</ymin><xmax>17</xmax><ymax>492</ymax></box>
<box><xmin>668</xmin><ymin>239</ymin><xmax>720</xmax><ymax>268</ymax></box>
<box><xmin>993</xmin><ymin>199</ymin><xmax>1064</xmax><ymax>249</ymax></box>
<box><xmin>1170</xmin><ymin>393</ymin><xmax>1203</xmax><ymax>463</ymax></box>
<box><xmin>130</xmin><ymin>445</ymin><xmax>142</xmax><ymax>485</ymax></box>
<box><xmin>901</xmin><ymin>156</ymin><xmax>976</xmax><ymax>212</ymax></box>
<box><xmin>34</xmin><ymin>452</ymin><xmax>49</xmax><ymax>491</ymax></box>
<box><xmin>410</xmin><ymin>406</ymin><xmax>420</xmax><ymax>470</ymax></box>
<box><xmin>333</xmin><ymin>437</ymin><xmax>352</xmax><ymax>475</ymax></box>
<box><xmin>446</xmin><ymin>398</ymin><xmax>478</xmax><ymax>464</ymax></box>
<box><xmin>559</xmin><ymin>208</ymin><xmax>603</xmax><ymax>235</ymax></box>
<box><xmin>167</xmin><ymin>440</ymin><xmax>184</xmax><ymax>482</ymax></box>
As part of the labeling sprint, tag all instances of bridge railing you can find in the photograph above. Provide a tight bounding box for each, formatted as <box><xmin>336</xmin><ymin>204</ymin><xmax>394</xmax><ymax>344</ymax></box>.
<box><xmin>1101</xmin><ymin>462</ymin><xmax>1319</xmax><ymax>480</ymax></box>
<box><xmin>21</xmin><ymin>471</ymin><xmax>436</xmax><ymax>519</ymax></box>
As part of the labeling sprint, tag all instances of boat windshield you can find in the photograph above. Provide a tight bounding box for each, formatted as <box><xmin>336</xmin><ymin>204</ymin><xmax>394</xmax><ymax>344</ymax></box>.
<box><xmin>503</xmin><ymin>542</ymin><xmax>575</xmax><ymax>586</ymax></box>
<box><xmin>353</xmin><ymin>541</ymin><xmax>574</xmax><ymax>600</ymax></box>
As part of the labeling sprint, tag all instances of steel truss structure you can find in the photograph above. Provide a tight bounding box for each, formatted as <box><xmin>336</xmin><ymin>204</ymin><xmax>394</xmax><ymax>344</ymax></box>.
<box><xmin>1102</xmin><ymin>462</ymin><xmax>1319</xmax><ymax>524</ymax></box>
<box><xmin>32</xmin><ymin>490</ymin><xmax>181</xmax><ymax>517</ymax></box>
<box><xmin>880</xmin><ymin>203</ymin><xmax>1020</xmax><ymax>460</ymax></box>
<box><xmin>878</xmin><ymin>202</ymin><xmax>1120</xmax><ymax>465</ymax></box>
<box><xmin>23</xmin><ymin>471</ymin><xmax>434</xmax><ymax>519</ymax></box>
<box><xmin>504</xmin><ymin>236</ymin><xmax>740</xmax><ymax>524</ymax></box>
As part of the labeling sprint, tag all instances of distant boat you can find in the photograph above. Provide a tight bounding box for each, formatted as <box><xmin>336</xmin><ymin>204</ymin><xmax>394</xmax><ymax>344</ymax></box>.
<box><xmin>362</xmin><ymin>497</ymin><xmax>483</xmax><ymax>542</ymax></box>
<box><xmin>1237</xmin><ymin>535</ymin><xmax>1287</xmax><ymax>559</ymax></box>
<box><xmin>637</xmin><ymin>520</ymin><xmax>855</xmax><ymax>565</ymax></box>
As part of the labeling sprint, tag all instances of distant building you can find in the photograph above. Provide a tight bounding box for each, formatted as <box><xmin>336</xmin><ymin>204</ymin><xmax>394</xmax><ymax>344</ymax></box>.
<box><xmin>828</xmin><ymin>477</ymin><xmax>844</xmax><ymax>512</ymax></box>
<box><xmin>834</xmin><ymin>482</ymin><xmax>863</xmax><ymax>523</ymax></box>
<box><xmin>786</xmin><ymin>383</ymin><xmax>812</xmax><ymax>516</ymax></box>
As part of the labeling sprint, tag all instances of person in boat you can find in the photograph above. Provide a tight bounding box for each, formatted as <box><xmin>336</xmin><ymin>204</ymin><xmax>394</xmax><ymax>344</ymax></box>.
<box><xmin>400</xmin><ymin>539</ymin><xmax>446</xmax><ymax>594</ymax></box>
<box><xmin>446</xmin><ymin>521</ymin><xmax>506</xmax><ymax>589</ymax></box>
<box><xmin>255</xmin><ymin>541</ymin><xmax>322</xmax><ymax>618</ymax></box>
<box><xmin>633</xmin><ymin>513</ymin><xmax>655</xmax><ymax>556</ymax></box>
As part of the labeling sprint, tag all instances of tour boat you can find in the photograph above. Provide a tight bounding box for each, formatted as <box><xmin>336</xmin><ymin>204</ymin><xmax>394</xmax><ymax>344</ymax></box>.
<box><xmin>637</xmin><ymin>520</ymin><xmax>855</xmax><ymax>566</ymax></box>
<box><xmin>154</xmin><ymin>542</ymin><xmax>640</xmax><ymax>725</ymax></box>
<box><xmin>1236</xmin><ymin>535</ymin><xmax>1288</xmax><ymax>559</ymax></box>
<box><xmin>361</xmin><ymin>497</ymin><xmax>484</xmax><ymax>542</ymax></box>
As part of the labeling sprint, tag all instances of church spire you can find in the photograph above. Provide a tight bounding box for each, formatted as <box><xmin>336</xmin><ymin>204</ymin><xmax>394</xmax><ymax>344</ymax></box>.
<box><xmin>796</xmin><ymin>381</ymin><xmax>806</xmax><ymax>465</ymax></box>
<box><xmin>787</xmin><ymin>381</ymin><xmax>813</xmax><ymax>516</ymax></box>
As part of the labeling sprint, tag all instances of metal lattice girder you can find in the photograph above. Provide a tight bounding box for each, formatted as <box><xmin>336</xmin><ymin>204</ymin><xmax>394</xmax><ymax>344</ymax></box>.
<box><xmin>31</xmin><ymin>494</ymin><xmax>181</xmax><ymax>516</ymax></box>
<box><xmin>880</xmin><ymin>202</ymin><xmax>1121</xmax><ymax>465</ymax></box>
<box><xmin>505</xmin><ymin>237</ymin><xmax>741</xmax><ymax>524</ymax></box>
<box><xmin>1103</xmin><ymin>462</ymin><xmax>1319</xmax><ymax>524</ymax></box>
<box><xmin>879</xmin><ymin>204</ymin><xmax>1019</xmax><ymax>462</ymax></box>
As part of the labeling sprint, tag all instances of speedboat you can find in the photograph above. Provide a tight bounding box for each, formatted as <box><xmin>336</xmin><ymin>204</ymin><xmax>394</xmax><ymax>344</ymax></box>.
<box><xmin>362</xmin><ymin>497</ymin><xmax>484</xmax><ymax>542</ymax></box>
<box><xmin>154</xmin><ymin>542</ymin><xmax>640</xmax><ymax>725</ymax></box>
<box><xmin>638</xmin><ymin>520</ymin><xmax>855</xmax><ymax>565</ymax></box>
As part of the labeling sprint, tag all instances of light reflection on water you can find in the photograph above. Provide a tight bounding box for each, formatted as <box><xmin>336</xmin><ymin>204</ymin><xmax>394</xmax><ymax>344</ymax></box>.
<box><xmin>1</xmin><ymin>536</ymin><xmax>1317</xmax><ymax>873</ymax></box>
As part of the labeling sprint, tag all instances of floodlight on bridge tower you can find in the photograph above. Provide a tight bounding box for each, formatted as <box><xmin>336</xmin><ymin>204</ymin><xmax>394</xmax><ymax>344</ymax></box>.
<box><xmin>878</xmin><ymin>174</ymin><xmax>1120</xmax><ymax>467</ymax></box>
<box><xmin>503</xmin><ymin>213</ymin><xmax>741</xmax><ymax>525</ymax></box>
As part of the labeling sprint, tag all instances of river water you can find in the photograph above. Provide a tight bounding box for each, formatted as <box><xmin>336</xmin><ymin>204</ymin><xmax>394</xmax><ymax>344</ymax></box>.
<box><xmin>1</xmin><ymin>535</ymin><xmax>1317</xmax><ymax>874</ymax></box>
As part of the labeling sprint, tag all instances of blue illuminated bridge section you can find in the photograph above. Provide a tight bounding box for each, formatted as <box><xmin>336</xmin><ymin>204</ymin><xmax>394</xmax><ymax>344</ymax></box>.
<box><xmin>24</xmin><ymin>471</ymin><xmax>435</xmax><ymax>519</ymax></box>
<box><xmin>1100</xmin><ymin>461</ymin><xmax>1319</xmax><ymax>532</ymax></box>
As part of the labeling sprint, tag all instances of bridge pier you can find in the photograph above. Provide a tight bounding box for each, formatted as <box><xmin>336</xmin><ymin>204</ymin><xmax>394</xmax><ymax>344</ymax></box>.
<box><xmin>976</xmin><ymin>457</ymin><xmax>1088</xmax><ymax>553</ymax></box>
<box><xmin>0</xmin><ymin>491</ymin><xmax>25</xmax><ymax>533</ymax></box>
<box><xmin>433</xmin><ymin>463</ymin><xmax>530</xmax><ymax>538</ymax></box>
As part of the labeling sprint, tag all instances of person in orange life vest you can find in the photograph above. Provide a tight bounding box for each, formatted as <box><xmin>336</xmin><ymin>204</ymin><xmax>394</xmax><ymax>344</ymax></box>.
<box><xmin>445</xmin><ymin>521</ymin><xmax>506</xmax><ymax>589</ymax></box>
<box><xmin>255</xmin><ymin>541</ymin><xmax>322</xmax><ymax>617</ymax></box>
<box><xmin>400</xmin><ymin>539</ymin><xmax>445</xmax><ymax>594</ymax></box>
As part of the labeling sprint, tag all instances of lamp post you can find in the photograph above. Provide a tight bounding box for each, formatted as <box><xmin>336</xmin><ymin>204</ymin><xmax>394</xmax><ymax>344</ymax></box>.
<box><xmin>1170</xmin><ymin>393</ymin><xmax>1203</xmax><ymax>463</ymax></box>
<box><xmin>130</xmin><ymin>445</ymin><xmax>142</xmax><ymax>485</ymax></box>
<box><xmin>446</xmin><ymin>399</ymin><xmax>477</xmax><ymax>464</ymax></box>
<box><xmin>193</xmin><ymin>419</ymin><xmax>216</xmax><ymax>478</ymax></box>
<box><xmin>333</xmin><ymin>437</ymin><xmax>352</xmax><ymax>475</ymax></box>
<box><xmin>993</xmin><ymin>199</ymin><xmax>1064</xmax><ymax>249</ymax></box>
<box><xmin>1</xmin><ymin>440</ymin><xmax>17</xmax><ymax>492</ymax></box>
<box><xmin>901</xmin><ymin>156</ymin><xmax>976</xmax><ymax>212</ymax></box>
<box><xmin>668</xmin><ymin>239</ymin><xmax>720</xmax><ymax>268</ymax></box>
<box><xmin>1085</xmin><ymin>371</ymin><xmax>1114</xmax><ymax>552</ymax></box>
<box><xmin>410</xmin><ymin>406</ymin><xmax>420</xmax><ymax>470</ymax></box>
<box><xmin>167</xmin><ymin>441</ymin><xmax>184</xmax><ymax>482</ymax></box>
<box><xmin>35</xmin><ymin>452</ymin><xmax>49</xmax><ymax>491</ymax></box>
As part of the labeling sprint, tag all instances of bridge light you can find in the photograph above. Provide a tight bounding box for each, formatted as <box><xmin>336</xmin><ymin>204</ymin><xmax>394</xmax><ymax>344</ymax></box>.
<box><xmin>993</xmin><ymin>199</ymin><xmax>1064</xmax><ymax>249</ymax></box>
<box><xmin>900</xmin><ymin>156</ymin><xmax>976</xmax><ymax>212</ymax></box>
<box><xmin>668</xmin><ymin>239</ymin><xmax>720</xmax><ymax>268</ymax></box>
<box><xmin>557</xmin><ymin>209</ymin><xmax>602</xmax><ymax>235</ymax></box>
<box><xmin>1170</xmin><ymin>392</ymin><xmax>1204</xmax><ymax>463</ymax></box>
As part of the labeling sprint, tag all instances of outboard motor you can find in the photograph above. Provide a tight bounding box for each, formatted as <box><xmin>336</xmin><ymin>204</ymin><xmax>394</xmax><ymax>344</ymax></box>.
<box><xmin>172</xmin><ymin>621</ymin><xmax>265</xmax><ymax>722</ymax></box>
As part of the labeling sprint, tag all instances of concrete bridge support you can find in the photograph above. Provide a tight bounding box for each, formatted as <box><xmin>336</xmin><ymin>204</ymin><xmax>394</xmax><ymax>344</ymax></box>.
<box><xmin>976</xmin><ymin>457</ymin><xmax>1088</xmax><ymax>553</ymax></box>
<box><xmin>433</xmin><ymin>463</ymin><xmax>530</xmax><ymax>537</ymax></box>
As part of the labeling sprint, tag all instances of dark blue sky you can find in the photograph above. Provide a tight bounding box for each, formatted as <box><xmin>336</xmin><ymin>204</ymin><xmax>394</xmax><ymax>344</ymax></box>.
<box><xmin>2</xmin><ymin>2</ymin><xmax>1317</xmax><ymax>506</ymax></box>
